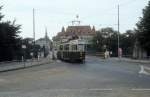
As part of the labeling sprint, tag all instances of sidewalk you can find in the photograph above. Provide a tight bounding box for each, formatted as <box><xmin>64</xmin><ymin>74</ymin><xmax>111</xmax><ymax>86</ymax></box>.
<box><xmin>112</xmin><ymin>57</ymin><xmax>150</xmax><ymax>64</ymax></box>
<box><xmin>110</xmin><ymin>57</ymin><xmax>150</xmax><ymax>74</ymax></box>
<box><xmin>0</xmin><ymin>57</ymin><xmax>53</xmax><ymax>72</ymax></box>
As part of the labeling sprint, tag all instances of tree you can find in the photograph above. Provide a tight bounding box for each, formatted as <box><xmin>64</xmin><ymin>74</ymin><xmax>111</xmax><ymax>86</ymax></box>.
<box><xmin>0</xmin><ymin>6</ymin><xmax>21</xmax><ymax>61</ymax></box>
<box><xmin>120</xmin><ymin>30</ymin><xmax>136</xmax><ymax>56</ymax></box>
<box><xmin>136</xmin><ymin>1</ymin><xmax>150</xmax><ymax>56</ymax></box>
<box><xmin>92</xmin><ymin>27</ymin><xmax>118</xmax><ymax>56</ymax></box>
<box><xmin>92</xmin><ymin>31</ymin><xmax>104</xmax><ymax>52</ymax></box>
<box><xmin>0</xmin><ymin>6</ymin><xmax>4</xmax><ymax>21</ymax></box>
<box><xmin>92</xmin><ymin>27</ymin><xmax>136</xmax><ymax>57</ymax></box>
<box><xmin>100</xmin><ymin>27</ymin><xmax>118</xmax><ymax>55</ymax></box>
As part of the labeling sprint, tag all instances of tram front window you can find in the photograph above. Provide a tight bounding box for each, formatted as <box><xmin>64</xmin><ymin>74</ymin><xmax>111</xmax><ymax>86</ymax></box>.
<box><xmin>78</xmin><ymin>44</ymin><xmax>84</xmax><ymax>51</ymax></box>
<box><xmin>71</xmin><ymin>45</ymin><xmax>77</xmax><ymax>51</ymax></box>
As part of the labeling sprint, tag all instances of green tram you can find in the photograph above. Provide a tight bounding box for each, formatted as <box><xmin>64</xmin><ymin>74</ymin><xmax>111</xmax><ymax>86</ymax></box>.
<box><xmin>57</xmin><ymin>39</ymin><xmax>85</xmax><ymax>62</ymax></box>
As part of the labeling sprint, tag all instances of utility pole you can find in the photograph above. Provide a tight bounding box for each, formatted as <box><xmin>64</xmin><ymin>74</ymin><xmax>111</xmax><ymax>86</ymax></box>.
<box><xmin>117</xmin><ymin>5</ymin><xmax>120</xmax><ymax>58</ymax></box>
<box><xmin>33</xmin><ymin>8</ymin><xmax>36</xmax><ymax>58</ymax></box>
<box><xmin>33</xmin><ymin>8</ymin><xmax>35</xmax><ymax>45</ymax></box>
<box><xmin>45</xmin><ymin>27</ymin><xmax>48</xmax><ymax>45</ymax></box>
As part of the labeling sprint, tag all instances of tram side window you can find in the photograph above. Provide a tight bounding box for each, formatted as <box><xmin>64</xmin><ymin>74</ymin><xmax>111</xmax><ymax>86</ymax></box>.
<box><xmin>64</xmin><ymin>44</ymin><xmax>69</xmax><ymax>51</ymax></box>
<box><xmin>72</xmin><ymin>45</ymin><xmax>77</xmax><ymax>51</ymax></box>
<box><xmin>59</xmin><ymin>45</ymin><xmax>63</xmax><ymax>51</ymax></box>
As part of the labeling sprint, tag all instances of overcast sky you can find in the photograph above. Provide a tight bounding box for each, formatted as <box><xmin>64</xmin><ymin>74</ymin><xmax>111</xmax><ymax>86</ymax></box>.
<box><xmin>0</xmin><ymin>0</ymin><xmax>149</xmax><ymax>40</ymax></box>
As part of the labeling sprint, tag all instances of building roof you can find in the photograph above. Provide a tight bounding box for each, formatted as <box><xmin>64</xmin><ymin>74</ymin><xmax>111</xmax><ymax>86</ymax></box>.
<box><xmin>36</xmin><ymin>38</ymin><xmax>51</xmax><ymax>42</ymax></box>
<box><xmin>53</xmin><ymin>25</ymin><xmax>96</xmax><ymax>42</ymax></box>
<box><xmin>65</xmin><ymin>26</ymin><xmax>95</xmax><ymax>35</ymax></box>
<box><xmin>24</xmin><ymin>38</ymin><xmax>34</xmax><ymax>41</ymax></box>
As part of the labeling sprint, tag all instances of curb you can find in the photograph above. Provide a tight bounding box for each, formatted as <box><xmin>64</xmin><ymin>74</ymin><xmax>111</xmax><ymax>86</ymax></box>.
<box><xmin>121</xmin><ymin>59</ymin><xmax>150</xmax><ymax>64</ymax></box>
<box><xmin>110</xmin><ymin>57</ymin><xmax>150</xmax><ymax>64</ymax></box>
<box><xmin>0</xmin><ymin>60</ymin><xmax>54</xmax><ymax>73</ymax></box>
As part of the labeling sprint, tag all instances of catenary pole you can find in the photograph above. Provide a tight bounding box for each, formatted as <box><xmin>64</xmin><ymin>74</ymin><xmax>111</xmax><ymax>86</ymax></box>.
<box><xmin>117</xmin><ymin>5</ymin><xmax>120</xmax><ymax>58</ymax></box>
<box><xmin>33</xmin><ymin>8</ymin><xmax>35</xmax><ymax>45</ymax></box>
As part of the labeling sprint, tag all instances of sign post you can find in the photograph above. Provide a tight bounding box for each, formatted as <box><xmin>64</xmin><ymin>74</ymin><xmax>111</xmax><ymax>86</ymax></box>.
<box><xmin>22</xmin><ymin>45</ymin><xmax>26</xmax><ymax>68</ymax></box>
<box><xmin>118</xmin><ymin>48</ymin><xmax>122</xmax><ymax>58</ymax></box>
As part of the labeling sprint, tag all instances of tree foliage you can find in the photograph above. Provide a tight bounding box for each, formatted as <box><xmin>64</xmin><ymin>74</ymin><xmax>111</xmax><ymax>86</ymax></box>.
<box><xmin>92</xmin><ymin>27</ymin><xmax>135</xmax><ymax>57</ymax></box>
<box><xmin>120</xmin><ymin>30</ymin><xmax>136</xmax><ymax>56</ymax></box>
<box><xmin>0</xmin><ymin>6</ymin><xmax>4</xmax><ymax>21</ymax></box>
<box><xmin>0</xmin><ymin>6</ymin><xmax>22</xmax><ymax>61</ymax></box>
<box><xmin>136</xmin><ymin>1</ymin><xmax>150</xmax><ymax>54</ymax></box>
<box><xmin>92</xmin><ymin>27</ymin><xmax>118</xmax><ymax>56</ymax></box>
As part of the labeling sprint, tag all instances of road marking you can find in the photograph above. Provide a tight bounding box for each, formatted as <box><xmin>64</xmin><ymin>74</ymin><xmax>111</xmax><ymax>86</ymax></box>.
<box><xmin>56</xmin><ymin>60</ymin><xmax>61</xmax><ymax>63</ymax></box>
<box><xmin>131</xmin><ymin>88</ymin><xmax>150</xmax><ymax>91</ymax></box>
<box><xmin>139</xmin><ymin>65</ymin><xmax>150</xmax><ymax>75</ymax></box>
<box><xmin>46</xmin><ymin>88</ymin><xmax>150</xmax><ymax>91</ymax></box>
<box><xmin>88</xmin><ymin>88</ymin><xmax>113</xmax><ymax>91</ymax></box>
<box><xmin>46</xmin><ymin>88</ymin><xmax>113</xmax><ymax>91</ymax></box>
<box><xmin>40</xmin><ymin>88</ymin><xmax>150</xmax><ymax>91</ymax></box>
<box><xmin>144</xmin><ymin>66</ymin><xmax>150</xmax><ymax>71</ymax></box>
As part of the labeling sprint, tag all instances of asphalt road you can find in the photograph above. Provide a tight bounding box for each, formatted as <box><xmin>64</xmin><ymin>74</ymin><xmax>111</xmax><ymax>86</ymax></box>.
<box><xmin>0</xmin><ymin>56</ymin><xmax>150</xmax><ymax>97</ymax></box>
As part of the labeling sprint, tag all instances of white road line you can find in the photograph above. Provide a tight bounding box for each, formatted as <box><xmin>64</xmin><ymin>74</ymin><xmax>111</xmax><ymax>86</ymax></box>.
<box><xmin>88</xmin><ymin>88</ymin><xmax>113</xmax><ymax>91</ymax></box>
<box><xmin>47</xmin><ymin>88</ymin><xmax>113</xmax><ymax>91</ymax></box>
<box><xmin>47</xmin><ymin>88</ymin><xmax>150</xmax><ymax>91</ymax></box>
<box><xmin>131</xmin><ymin>88</ymin><xmax>150</xmax><ymax>91</ymax></box>
<box><xmin>56</xmin><ymin>60</ymin><xmax>61</xmax><ymax>63</ymax></box>
<box><xmin>144</xmin><ymin>66</ymin><xmax>150</xmax><ymax>71</ymax></box>
<box><xmin>139</xmin><ymin>65</ymin><xmax>150</xmax><ymax>75</ymax></box>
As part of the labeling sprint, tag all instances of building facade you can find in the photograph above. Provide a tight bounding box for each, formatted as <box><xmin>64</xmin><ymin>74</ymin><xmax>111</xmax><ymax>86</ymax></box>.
<box><xmin>35</xmin><ymin>31</ymin><xmax>52</xmax><ymax>57</ymax></box>
<box><xmin>53</xmin><ymin>25</ymin><xmax>96</xmax><ymax>52</ymax></box>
